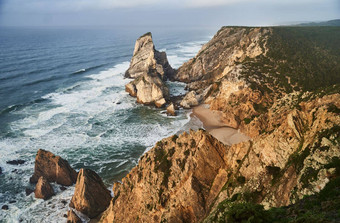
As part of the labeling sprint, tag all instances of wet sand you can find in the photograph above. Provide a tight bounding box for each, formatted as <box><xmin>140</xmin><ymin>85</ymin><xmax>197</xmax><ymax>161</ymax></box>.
<box><xmin>192</xmin><ymin>104</ymin><xmax>250</xmax><ymax>146</ymax></box>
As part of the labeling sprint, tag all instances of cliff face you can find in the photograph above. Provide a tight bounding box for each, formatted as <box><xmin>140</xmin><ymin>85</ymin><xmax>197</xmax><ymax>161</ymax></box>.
<box><xmin>125</xmin><ymin>32</ymin><xmax>174</xmax><ymax>107</ymax></box>
<box><xmin>101</xmin><ymin>130</ymin><xmax>230</xmax><ymax>222</ymax></box>
<box><xmin>125</xmin><ymin>32</ymin><xmax>174</xmax><ymax>80</ymax></box>
<box><xmin>99</xmin><ymin>27</ymin><xmax>340</xmax><ymax>222</ymax></box>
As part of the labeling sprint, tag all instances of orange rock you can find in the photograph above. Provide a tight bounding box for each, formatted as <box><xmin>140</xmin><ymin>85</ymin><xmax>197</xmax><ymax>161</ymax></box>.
<box><xmin>69</xmin><ymin>169</ymin><xmax>111</xmax><ymax>219</ymax></box>
<box><xmin>35</xmin><ymin>176</ymin><xmax>54</xmax><ymax>200</ymax></box>
<box><xmin>30</xmin><ymin>149</ymin><xmax>77</xmax><ymax>186</ymax></box>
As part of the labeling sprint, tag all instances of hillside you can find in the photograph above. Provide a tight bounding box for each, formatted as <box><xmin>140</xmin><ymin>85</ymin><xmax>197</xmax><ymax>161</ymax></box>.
<box><xmin>66</xmin><ymin>26</ymin><xmax>340</xmax><ymax>222</ymax></box>
<box><xmin>298</xmin><ymin>19</ymin><xmax>340</xmax><ymax>27</ymax></box>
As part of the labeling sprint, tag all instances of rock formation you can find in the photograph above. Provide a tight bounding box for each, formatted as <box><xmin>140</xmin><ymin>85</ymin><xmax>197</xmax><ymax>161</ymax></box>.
<box><xmin>125</xmin><ymin>32</ymin><xmax>174</xmax><ymax>107</ymax></box>
<box><xmin>100</xmin><ymin>130</ymin><xmax>229</xmax><ymax>222</ymax></box>
<box><xmin>35</xmin><ymin>176</ymin><xmax>55</xmax><ymax>200</ymax></box>
<box><xmin>30</xmin><ymin>149</ymin><xmax>77</xmax><ymax>186</ymax></box>
<box><xmin>166</xmin><ymin>103</ymin><xmax>177</xmax><ymax>116</ymax></box>
<box><xmin>126</xmin><ymin>74</ymin><xmax>169</xmax><ymax>107</ymax></box>
<box><xmin>98</xmin><ymin>26</ymin><xmax>340</xmax><ymax>222</ymax></box>
<box><xmin>70</xmin><ymin>169</ymin><xmax>111</xmax><ymax>219</ymax></box>
<box><xmin>125</xmin><ymin>32</ymin><xmax>174</xmax><ymax>80</ymax></box>
<box><xmin>67</xmin><ymin>209</ymin><xmax>82</xmax><ymax>223</ymax></box>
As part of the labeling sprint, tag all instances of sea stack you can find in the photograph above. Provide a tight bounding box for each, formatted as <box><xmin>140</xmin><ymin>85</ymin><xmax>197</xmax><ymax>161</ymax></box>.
<box><xmin>30</xmin><ymin>149</ymin><xmax>77</xmax><ymax>186</ymax></box>
<box><xmin>69</xmin><ymin>169</ymin><xmax>111</xmax><ymax>219</ymax></box>
<box><xmin>125</xmin><ymin>32</ymin><xmax>174</xmax><ymax>107</ymax></box>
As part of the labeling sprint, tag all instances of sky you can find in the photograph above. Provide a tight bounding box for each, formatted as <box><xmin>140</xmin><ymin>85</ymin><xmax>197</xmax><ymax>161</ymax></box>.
<box><xmin>0</xmin><ymin>0</ymin><xmax>339</xmax><ymax>28</ymax></box>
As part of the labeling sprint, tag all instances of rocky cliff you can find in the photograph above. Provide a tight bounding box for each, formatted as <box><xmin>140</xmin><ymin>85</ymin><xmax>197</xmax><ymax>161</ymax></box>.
<box><xmin>87</xmin><ymin>26</ymin><xmax>340</xmax><ymax>222</ymax></box>
<box><xmin>125</xmin><ymin>32</ymin><xmax>174</xmax><ymax>107</ymax></box>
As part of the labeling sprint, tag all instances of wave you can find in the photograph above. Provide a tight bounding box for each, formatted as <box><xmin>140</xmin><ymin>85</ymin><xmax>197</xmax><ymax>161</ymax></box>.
<box><xmin>0</xmin><ymin>98</ymin><xmax>47</xmax><ymax>116</ymax></box>
<box><xmin>21</xmin><ymin>75</ymin><xmax>65</xmax><ymax>87</ymax></box>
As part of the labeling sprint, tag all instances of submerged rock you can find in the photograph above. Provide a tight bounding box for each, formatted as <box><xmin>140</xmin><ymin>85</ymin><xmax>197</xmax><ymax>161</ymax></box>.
<box><xmin>125</xmin><ymin>32</ymin><xmax>174</xmax><ymax>107</ymax></box>
<box><xmin>0</xmin><ymin>167</ymin><xmax>2</xmax><ymax>174</ymax></box>
<box><xmin>69</xmin><ymin>169</ymin><xmax>111</xmax><ymax>218</ymax></box>
<box><xmin>25</xmin><ymin>188</ymin><xmax>34</xmax><ymax>196</ymax></box>
<box><xmin>30</xmin><ymin>149</ymin><xmax>77</xmax><ymax>186</ymax></box>
<box><xmin>2</xmin><ymin>205</ymin><xmax>9</xmax><ymax>210</ymax></box>
<box><xmin>35</xmin><ymin>176</ymin><xmax>55</xmax><ymax>200</ymax></box>
<box><xmin>6</xmin><ymin>159</ymin><xmax>25</xmax><ymax>165</ymax></box>
<box><xmin>67</xmin><ymin>209</ymin><xmax>82</xmax><ymax>223</ymax></box>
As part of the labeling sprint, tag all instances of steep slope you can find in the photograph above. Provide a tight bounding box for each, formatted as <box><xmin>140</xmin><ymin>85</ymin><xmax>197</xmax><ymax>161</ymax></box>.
<box><xmin>98</xmin><ymin>26</ymin><xmax>340</xmax><ymax>222</ymax></box>
<box><xmin>100</xmin><ymin>130</ymin><xmax>229</xmax><ymax>222</ymax></box>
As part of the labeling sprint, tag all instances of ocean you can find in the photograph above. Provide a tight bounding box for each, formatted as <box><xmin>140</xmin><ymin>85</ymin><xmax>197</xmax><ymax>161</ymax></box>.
<box><xmin>0</xmin><ymin>26</ymin><xmax>214</xmax><ymax>222</ymax></box>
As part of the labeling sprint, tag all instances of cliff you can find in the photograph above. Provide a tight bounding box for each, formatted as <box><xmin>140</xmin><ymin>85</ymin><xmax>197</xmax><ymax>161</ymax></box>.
<box><xmin>72</xmin><ymin>26</ymin><xmax>340</xmax><ymax>222</ymax></box>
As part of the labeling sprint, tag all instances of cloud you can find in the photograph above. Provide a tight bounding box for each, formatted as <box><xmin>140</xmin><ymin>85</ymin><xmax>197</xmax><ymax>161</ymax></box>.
<box><xmin>2</xmin><ymin>0</ymin><xmax>248</xmax><ymax>13</ymax></box>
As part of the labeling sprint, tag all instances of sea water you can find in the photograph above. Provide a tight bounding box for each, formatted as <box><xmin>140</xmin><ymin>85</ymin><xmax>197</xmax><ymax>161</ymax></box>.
<box><xmin>0</xmin><ymin>26</ymin><xmax>214</xmax><ymax>222</ymax></box>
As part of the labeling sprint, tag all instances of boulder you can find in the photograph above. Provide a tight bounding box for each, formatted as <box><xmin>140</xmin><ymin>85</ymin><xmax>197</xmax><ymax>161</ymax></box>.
<box><xmin>35</xmin><ymin>176</ymin><xmax>55</xmax><ymax>200</ymax></box>
<box><xmin>69</xmin><ymin>169</ymin><xmax>111</xmax><ymax>218</ymax></box>
<box><xmin>67</xmin><ymin>209</ymin><xmax>82</xmax><ymax>223</ymax></box>
<box><xmin>126</xmin><ymin>74</ymin><xmax>169</xmax><ymax>106</ymax></box>
<box><xmin>166</xmin><ymin>103</ymin><xmax>177</xmax><ymax>116</ymax></box>
<box><xmin>125</xmin><ymin>82</ymin><xmax>137</xmax><ymax>97</ymax></box>
<box><xmin>125</xmin><ymin>32</ymin><xmax>174</xmax><ymax>80</ymax></box>
<box><xmin>2</xmin><ymin>205</ymin><xmax>9</xmax><ymax>210</ymax></box>
<box><xmin>180</xmin><ymin>91</ymin><xmax>200</xmax><ymax>108</ymax></box>
<box><xmin>30</xmin><ymin>149</ymin><xmax>77</xmax><ymax>186</ymax></box>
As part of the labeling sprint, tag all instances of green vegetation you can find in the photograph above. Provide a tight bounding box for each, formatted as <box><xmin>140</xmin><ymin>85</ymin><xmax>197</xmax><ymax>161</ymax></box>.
<box><xmin>205</xmin><ymin>176</ymin><xmax>340</xmax><ymax>223</ymax></box>
<box><xmin>241</xmin><ymin>27</ymin><xmax>340</xmax><ymax>98</ymax></box>
<box><xmin>171</xmin><ymin>134</ymin><xmax>178</xmax><ymax>142</ymax></box>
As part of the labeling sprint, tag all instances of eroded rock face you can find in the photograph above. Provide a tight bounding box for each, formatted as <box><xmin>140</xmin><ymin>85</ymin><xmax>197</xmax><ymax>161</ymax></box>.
<box><xmin>70</xmin><ymin>169</ymin><xmax>111</xmax><ymax>219</ymax></box>
<box><xmin>180</xmin><ymin>91</ymin><xmax>201</xmax><ymax>109</ymax></box>
<box><xmin>35</xmin><ymin>176</ymin><xmax>55</xmax><ymax>200</ymax></box>
<box><xmin>30</xmin><ymin>149</ymin><xmax>77</xmax><ymax>186</ymax></box>
<box><xmin>127</xmin><ymin>74</ymin><xmax>169</xmax><ymax>107</ymax></box>
<box><xmin>175</xmin><ymin>27</ymin><xmax>268</xmax><ymax>84</ymax></box>
<box><xmin>67</xmin><ymin>209</ymin><xmax>82</xmax><ymax>223</ymax></box>
<box><xmin>100</xmin><ymin>130</ymin><xmax>229</xmax><ymax>223</ymax></box>
<box><xmin>125</xmin><ymin>32</ymin><xmax>173</xmax><ymax>107</ymax></box>
<box><xmin>125</xmin><ymin>32</ymin><xmax>174</xmax><ymax>80</ymax></box>
<box><xmin>166</xmin><ymin>103</ymin><xmax>177</xmax><ymax>116</ymax></box>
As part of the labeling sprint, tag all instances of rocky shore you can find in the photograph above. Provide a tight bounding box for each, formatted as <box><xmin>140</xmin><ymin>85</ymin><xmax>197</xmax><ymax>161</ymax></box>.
<box><xmin>23</xmin><ymin>27</ymin><xmax>340</xmax><ymax>222</ymax></box>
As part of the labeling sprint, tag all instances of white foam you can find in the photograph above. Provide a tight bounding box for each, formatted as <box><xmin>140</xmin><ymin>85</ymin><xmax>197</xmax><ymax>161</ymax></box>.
<box><xmin>0</xmin><ymin>38</ymin><xmax>210</xmax><ymax>222</ymax></box>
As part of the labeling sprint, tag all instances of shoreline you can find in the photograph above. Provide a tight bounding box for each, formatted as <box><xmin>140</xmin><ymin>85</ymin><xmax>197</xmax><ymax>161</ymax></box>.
<box><xmin>192</xmin><ymin>104</ymin><xmax>250</xmax><ymax>146</ymax></box>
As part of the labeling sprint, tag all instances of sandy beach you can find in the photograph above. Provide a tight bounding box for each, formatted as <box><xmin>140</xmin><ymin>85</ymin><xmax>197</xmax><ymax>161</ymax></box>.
<box><xmin>192</xmin><ymin>104</ymin><xmax>250</xmax><ymax>146</ymax></box>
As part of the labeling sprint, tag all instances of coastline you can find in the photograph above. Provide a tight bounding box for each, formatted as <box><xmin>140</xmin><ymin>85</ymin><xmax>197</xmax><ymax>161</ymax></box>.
<box><xmin>192</xmin><ymin>104</ymin><xmax>250</xmax><ymax>146</ymax></box>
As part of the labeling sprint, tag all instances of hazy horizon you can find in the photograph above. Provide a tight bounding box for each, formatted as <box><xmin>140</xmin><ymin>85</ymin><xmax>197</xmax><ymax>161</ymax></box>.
<box><xmin>0</xmin><ymin>0</ymin><xmax>339</xmax><ymax>28</ymax></box>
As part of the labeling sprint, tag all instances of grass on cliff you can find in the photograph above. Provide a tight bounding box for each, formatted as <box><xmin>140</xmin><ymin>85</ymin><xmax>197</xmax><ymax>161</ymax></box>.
<box><xmin>205</xmin><ymin>176</ymin><xmax>340</xmax><ymax>223</ymax></box>
<box><xmin>241</xmin><ymin>26</ymin><xmax>340</xmax><ymax>97</ymax></box>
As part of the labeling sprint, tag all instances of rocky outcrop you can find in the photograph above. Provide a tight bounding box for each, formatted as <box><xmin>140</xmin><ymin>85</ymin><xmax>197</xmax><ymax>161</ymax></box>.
<box><xmin>125</xmin><ymin>32</ymin><xmax>174</xmax><ymax>107</ymax></box>
<box><xmin>70</xmin><ymin>169</ymin><xmax>111</xmax><ymax>219</ymax></box>
<box><xmin>127</xmin><ymin>74</ymin><xmax>169</xmax><ymax>107</ymax></box>
<box><xmin>30</xmin><ymin>149</ymin><xmax>77</xmax><ymax>186</ymax></box>
<box><xmin>35</xmin><ymin>176</ymin><xmax>55</xmax><ymax>200</ymax></box>
<box><xmin>180</xmin><ymin>91</ymin><xmax>201</xmax><ymax>108</ymax></box>
<box><xmin>125</xmin><ymin>32</ymin><xmax>174</xmax><ymax>80</ymax></box>
<box><xmin>100</xmin><ymin>130</ymin><xmax>229</xmax><ymax>223</ymax></box>
<box><xmin>166</xmin><ymin>103</ymin><xmax>177</xmax><ymax>116</ymax></box>
<box><xmin>175</xmin><ymin>27</ymin><xmax>268</xmax><ymax>84</ymax></box>
<box><xmin>67</xmin><ymin>209</ymin><xmax>82</xmax><ymax>223</ymax></box>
